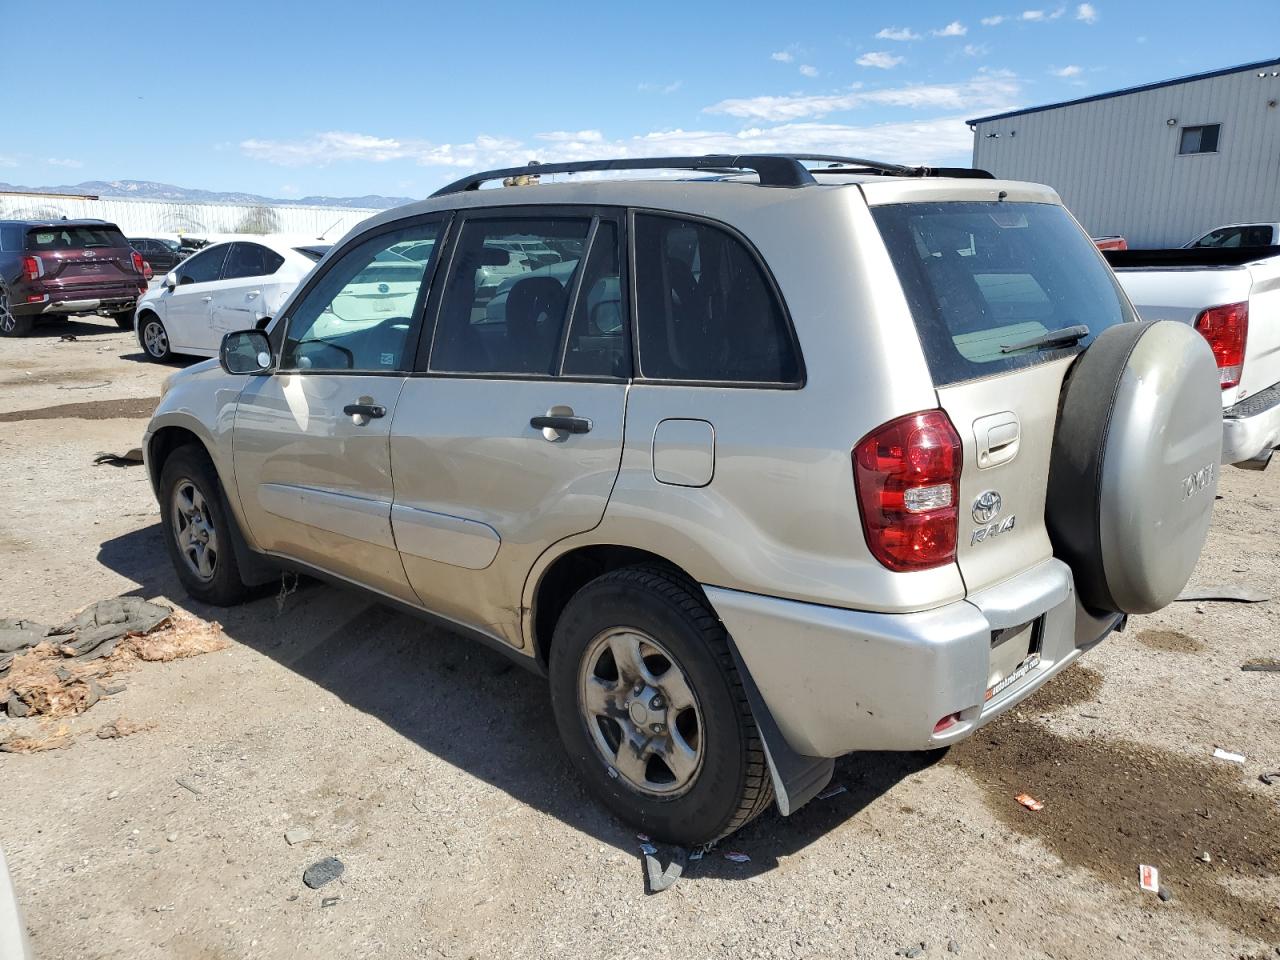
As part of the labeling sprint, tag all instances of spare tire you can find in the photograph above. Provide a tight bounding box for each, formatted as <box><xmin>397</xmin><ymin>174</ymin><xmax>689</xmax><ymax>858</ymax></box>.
<box><xmin>1047</xmin><ymin>320</ymin><xmax>1221</xmax><ymax>614</ymax></box>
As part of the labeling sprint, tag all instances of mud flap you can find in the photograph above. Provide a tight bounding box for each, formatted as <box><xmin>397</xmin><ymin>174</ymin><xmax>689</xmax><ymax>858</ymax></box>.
<box><xmin>726</xmin><ymin>634</ymin><xmax>834</xmax><ymax>816</ymax></box>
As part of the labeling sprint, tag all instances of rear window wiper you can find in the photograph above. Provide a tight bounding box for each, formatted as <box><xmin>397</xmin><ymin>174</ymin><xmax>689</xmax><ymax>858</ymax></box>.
<box><xmin>1000</xmin><ymin>324</ymin><xmax>1090</xmax><ymax>354</ymax></box>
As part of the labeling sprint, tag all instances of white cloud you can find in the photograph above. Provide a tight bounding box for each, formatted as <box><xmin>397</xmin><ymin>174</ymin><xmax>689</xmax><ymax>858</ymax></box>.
<box><xmin>1076</xmin><ymin>2</ymin><xmax>1098</xmax><ymax>22</ymax></box>
<box><xmin>933</xmin><ymin>20</ymin><xmax>968</xmax><ymax>36</ymax></box>
<box><xmin>1021</xmin><ymin>9</ymin><xmax>1046</xmax><ymax>19</ymax></box>
<box><xmin>876</xmin><ymin>26</ymin><xmax>920</xmax><ymax>41</ymax></box>
<box><xmin>771</xmin><ymin>50</ymin><xmax>795</xmax><ymax>62</ymax></box>
<box><xmin>47</xmin><ymin>158</ymin><xmax>83</xmax><ymax>169</ymax></box>
<box><xmin>241</xmin><ymin>131</ymin><xmax>525</xmax><ymax>168</ymax></box>
<box><xmin>1051</xmin><ymin>64</ymin><xmax>1082</xmax><ymax>77</ymax></box>
<box><xmin>706</xmin><ymin>71</ymin><xmax>1019</xmax><ymax>121</ymax></box>
<box><xmin>0</xmin><ymin>156</ymin><xmax>17</xmax><ymax>168</ymax></box>
<box><xmin>981</xmin><ymin>14</ymin><xmax>1006</xmax><ymax>24</ymax></box>
<box><xmin>638</xmin><ymin>80</ymin><xmax>682</xmax><ymax>94</ymax></box>
<box><xmin>856</xmin><ymin>51</ymin><xmax>904</xmax><ymax>69</ymax></box>
<box><xmin>963</xmin><ymin>43</ymin><xmax>989</xmax><ymax>56</ymax></box>
<box><xmin>799</xmin><ymin>64</ymin><xmax>819</xmax><ymax>77</ymax></box>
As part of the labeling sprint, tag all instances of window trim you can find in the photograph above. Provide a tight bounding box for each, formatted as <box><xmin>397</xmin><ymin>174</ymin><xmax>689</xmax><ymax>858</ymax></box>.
<box><xmin>271</xmin><ymin>212</ymin><xmax>453</xmax><ymax>377</ymax></box>
<box><xmin>1177</xmin><ymin>122</ymin><xmax>1221</xmax><ymax>156</ymax></box>
<box><xmin>414</xmin><ymin>204</ymin><xmax>630</xmax><ymax>383</ymax></box>
<box><xmin>626</xmin><ymin>207</ymin><xmax>806</xmax><ymax>390</ymax></box>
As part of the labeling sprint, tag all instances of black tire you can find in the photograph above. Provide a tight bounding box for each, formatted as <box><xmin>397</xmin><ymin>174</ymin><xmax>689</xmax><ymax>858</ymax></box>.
<box><xmin>548</xmin><ymin>565</ymin><xmax>773</xmax><ymax>846</ymax></box>
<box><xmin>158</xmin><ymin>445</ymin><xmax>254</xmax><ymax>606</ymax></box>
<box><xmin>0</xmin><ymin>284</ymin><xmax>34</xmax><ymax>337</ymax></box>
<box><xmin>112</xmin><ymin>310</ymin><xmax>135</xmax><ymax>330</ymax></box>
<box><xmin>138</xmin><ymin>312</ymin><xmax>171</xmax><ymax>361</ymax></box>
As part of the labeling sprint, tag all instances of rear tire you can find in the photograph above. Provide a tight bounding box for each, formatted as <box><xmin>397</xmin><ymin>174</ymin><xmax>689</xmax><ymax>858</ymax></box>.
<box><xmin>0</xmin><ymin>286</ymin><xmax>34</xmax><ymax>337</ymax></box>
<box><xmin>138</xmin><ymin>312</ymin><xmax>171</xmax><ymax>361</ymax></box>
<box><xmin>548</xmin><ymin>565</ymin><xmax>774</xmax><ymax>846</ymax></box>
<box><xmin>158</xmin><ymin>445</ymin><xmax>254</xmax><ymax>606</ymax></box>
<box><xmin>112</xmin><ymin>310</ymin><xmax>135</xmax><ymax>330</ymax></box>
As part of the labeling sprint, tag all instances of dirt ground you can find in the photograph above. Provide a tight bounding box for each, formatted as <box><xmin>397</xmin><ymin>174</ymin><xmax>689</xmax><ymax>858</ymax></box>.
<box><xmin>1</xmin><ymin>315</ymin><xmax>1278</xmax><ymax>960</ymax></box>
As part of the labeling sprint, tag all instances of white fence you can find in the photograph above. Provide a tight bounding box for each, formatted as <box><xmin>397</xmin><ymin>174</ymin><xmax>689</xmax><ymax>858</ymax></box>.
<box><xmin>0</xmin><ymin>192</ymin><xmax>389</xmax><ymax>241</ymax></box>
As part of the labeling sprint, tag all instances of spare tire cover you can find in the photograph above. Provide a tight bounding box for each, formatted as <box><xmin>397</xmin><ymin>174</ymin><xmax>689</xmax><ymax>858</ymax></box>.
<box><xmin>1047</xmin><ymin>320</ymin><xmax>1222</xmax><ymax>614</ymax></box>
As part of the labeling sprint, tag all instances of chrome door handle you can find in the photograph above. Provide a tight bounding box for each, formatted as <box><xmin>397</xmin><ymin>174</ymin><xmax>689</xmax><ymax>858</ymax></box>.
<box><xmin>246</xmin><ymin>291</ymin><xmax>260</xmax><ymax>300</ymax></box>
<box><xmin>344</xmin><ymin>403</ymin><xmax>387</xmax><ymax>420</ymax></box>
<box><xmin>531</xmin><ymin>415</ymin><xmax>592</xmax><ymax>435</ymax></box>
<box><xmin>201</xmin><ymin>295</ymin><xmax>213</xmax><ymax>302</ymax></box>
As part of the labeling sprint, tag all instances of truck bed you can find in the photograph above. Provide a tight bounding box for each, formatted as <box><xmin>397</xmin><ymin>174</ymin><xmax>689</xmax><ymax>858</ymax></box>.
<box><xmin>1104</xmin><ymin>246</ymin><xmax>1280</xmax><ymax>270</ymax></box>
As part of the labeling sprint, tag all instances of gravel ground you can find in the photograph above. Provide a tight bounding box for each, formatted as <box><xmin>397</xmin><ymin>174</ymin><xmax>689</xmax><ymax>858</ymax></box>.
<box><xmin>1</xmin><ymin>316</ymin><xmax>1277</xmax><ymax>960</ymax></box>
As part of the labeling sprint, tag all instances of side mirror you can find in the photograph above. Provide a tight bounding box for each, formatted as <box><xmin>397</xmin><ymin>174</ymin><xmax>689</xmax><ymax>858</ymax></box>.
<box><xmin>220</xmin><ymin>329</ymin><xmax>273</xmax><ymax>375</ymax></box>
<box><xmin>163</xmin><ymin>272</ymin><xmax>177</xmax><ymax>290</ymax></box>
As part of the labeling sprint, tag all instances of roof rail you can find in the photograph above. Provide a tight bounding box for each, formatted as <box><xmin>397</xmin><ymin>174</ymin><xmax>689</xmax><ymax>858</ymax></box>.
<box><xmin>429</xmin><ymin>154</ymin><xmax>994</xmax><ymax>197</ymax></box>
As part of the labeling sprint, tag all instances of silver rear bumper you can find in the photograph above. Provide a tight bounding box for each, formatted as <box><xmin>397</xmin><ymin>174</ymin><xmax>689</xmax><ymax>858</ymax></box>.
<box><xmin>707</xmin><ymin>559</ymin><xmax>1117</xmax><ymax>758</ymax></box>
<box><xmin>1222</xmin><ymin>384</ymin><xmax>1280</xmax><ymax>466</ymax></box>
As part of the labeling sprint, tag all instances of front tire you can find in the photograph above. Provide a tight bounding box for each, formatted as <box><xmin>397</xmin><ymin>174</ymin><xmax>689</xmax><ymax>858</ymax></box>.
<box><xmin>158</xmin><ymin>445</ymin><xmax>253</xmax><ymax>606</ymax></box>
<box><xmin>548</xmin><ymin>566</ymin><xmax>774</xmax><ymax>846</ymax></box>
<box><xmin>0</xmin><ymin>286</ymin><xmax>34</xmax><ymax>337</ymax></box>
<box><xmin>138</xmin><ymin>312</ymin><xmax>171</xmax><ymax>361</ymax></box>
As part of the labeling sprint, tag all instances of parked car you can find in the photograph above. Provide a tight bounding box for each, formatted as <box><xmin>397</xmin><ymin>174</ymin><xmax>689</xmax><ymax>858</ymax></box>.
<box><xmin>0</xmin><ymin>219</ymin><xmax>147</xmax><ymax>336</ymax></box>
<box><xmin>128</xmin><ymin>236</ymin><xmax>186</xmax><ymax>273</ymax></box>
<box><xmin>0</xmin><ymin>848</ymin><xmax>31</xmax><ymax>960</ymax></box>
<box><xmin>1184</xmin><ymin>222</ymin><xmax>1279</xmax><ymax>248</ymax></box>
<box><xmin>1092</xmin><ymin>235</ymin><xmax>1128</xmax><ymax>251</ymax></box>
<box><xmin>1107</xmin><ymin>243</ymin><xmax>1280</xmax><ymax>469</ymax></box>
<box><xmin>132</xmin><ymin>238</ymin><xmax>329</xmax><ymax>361</ymax></box>
<box><xmin>143</xmin><ymin>154</ymin><xmax>1221</xmax><ymax>845</ymax></box>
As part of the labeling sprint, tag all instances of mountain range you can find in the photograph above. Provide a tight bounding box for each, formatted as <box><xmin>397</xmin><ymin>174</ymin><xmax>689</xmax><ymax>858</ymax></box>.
<box><xmin>0</xmin><ymin>179</ymin><xmax>414</xmax><ymax>209</ymax></box>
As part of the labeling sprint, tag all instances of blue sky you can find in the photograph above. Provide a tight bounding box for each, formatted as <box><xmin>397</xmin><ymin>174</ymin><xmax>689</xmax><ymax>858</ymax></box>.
<box><xmin>2</xmin><ymin>1</ymin><xmax>1276</xmax><ymax>198</ymax></box>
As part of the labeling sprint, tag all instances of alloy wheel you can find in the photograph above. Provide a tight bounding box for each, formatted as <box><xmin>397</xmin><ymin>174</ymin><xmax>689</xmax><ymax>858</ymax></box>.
<box><xmin>171</xmin><ymin>479</ymin><xmax>220</xmax><ymax>582</ymax></box>
<box><xmin>578</xmin><ymin>627</ymin><xmax>705</xmax><ymax>797</ymax></box>
<box><xmin>0</xmin><ymin>288</ymin><xmax>14</xmax><ymax>334</ymax></box>
<box><xmin>144</xmin><ymin>319</ymin><xmax>168</xmax><ymax>358</ymax></box>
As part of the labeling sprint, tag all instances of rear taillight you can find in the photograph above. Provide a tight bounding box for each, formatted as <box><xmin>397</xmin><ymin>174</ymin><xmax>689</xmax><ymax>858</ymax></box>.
<box><xmin>131</xmin><ymin>251</ymin><xmax>145</xmax><ymax>274</ymax></box>
<box><xmin>853</xmin><ymin>410</ymin><xmax>962</xmax><ymax>572</ymax></box>
<box><xmin>21</xmin><ymin>255</ymin><xmax>41</xmax><ymax>281</ymax></box>
<box><xmin>1194</xmin><ymin>301</ymin><xmax>1248</xmax><ymax>390</ymax></box>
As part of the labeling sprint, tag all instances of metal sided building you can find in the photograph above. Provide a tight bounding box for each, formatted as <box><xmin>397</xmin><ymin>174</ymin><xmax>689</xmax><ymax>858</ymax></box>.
<box><xmin>969</xmin><ymin>57</ymin><xmax>1280</xmax><ymax>248</ymax></box>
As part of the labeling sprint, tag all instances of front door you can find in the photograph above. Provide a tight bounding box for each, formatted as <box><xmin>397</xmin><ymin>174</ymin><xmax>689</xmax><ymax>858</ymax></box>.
<box><xmin>231</xmin><ymin>218</ymin><xmax>447</xmax><ymax>603</ymax></box>
<box><xmin>164</xmin><ymin>244</ymin><xmax>229</xmax><ymax>353</ymax></box>
<box><xmin>390</xmin><ymin>211</ymin><xmax>629</xmax><ymax>648</ymax></box>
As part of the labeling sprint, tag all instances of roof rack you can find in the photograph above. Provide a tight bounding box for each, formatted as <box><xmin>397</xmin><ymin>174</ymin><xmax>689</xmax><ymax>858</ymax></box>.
<box><xmin>430</xmin><ymin>154</ymin><xmax>993</xmax><ymax>196</ymax></box>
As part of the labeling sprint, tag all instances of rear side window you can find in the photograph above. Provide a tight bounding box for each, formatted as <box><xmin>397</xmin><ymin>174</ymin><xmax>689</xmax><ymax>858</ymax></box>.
<box><xmin>0</xmin><ymin>225</ymin><xmax>20</xmax><ymax>251</ymax></box>
<box><xmin>872</xmin><ymin>201</ymin><xmax>1136</xmax><ymax>387</ymax></box>
<box><xmin>634</xmin><ymin>214</ymin><xmax>799</xmax><ymax>384</ymax></box>
<box><xmin>25</xmin><ymin>225</ymin><xmax>126</xmax><ymax>250</ymax></box>
<box><xmin>222</xmin><ymin>242</ymin><xmax>285</xmax><ymax>280</ymax></box>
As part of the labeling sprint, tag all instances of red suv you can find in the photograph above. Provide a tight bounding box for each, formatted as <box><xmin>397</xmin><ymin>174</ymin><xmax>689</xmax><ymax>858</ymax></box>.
<box><xmin>0</xmin><ymin>219</ymin><xmax>148</xmax><ymax>337</ymax></box>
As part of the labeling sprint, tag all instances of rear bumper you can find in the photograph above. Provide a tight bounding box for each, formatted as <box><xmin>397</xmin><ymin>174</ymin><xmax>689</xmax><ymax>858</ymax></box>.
<box><xmin>707</xmin><ymin>558</ymin><xmax>1119</xmax><ymax>758</ymax></box>
<box><xmin>1222</xmin><ymin>384</ymin><xmax>1280</xmax><ymax>465</ymax></box>
<box><xmin>13</xmin><ymin>281</ymin><xmax>143</xmax><ymax>316</ymax></box>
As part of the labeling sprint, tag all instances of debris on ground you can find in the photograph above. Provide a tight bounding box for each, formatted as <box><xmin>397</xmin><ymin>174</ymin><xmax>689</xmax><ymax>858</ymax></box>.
<box><xmin>723</xmin><ymin>851</ymin><xmax>751</xmax><ymax>864</ymax></box>
<box><xmin>321</xmin><ymin>896</ymin><xmax>340</xmax><ymax>908</ymax></box>
<box><xmin>58</xmin><ymin>334</ymin><xmax>78</xmax><ymax>342</ymax></box>
<box><xmin>1157</xmin><ymin>886</ymin><xmax>1173</xmax><ymax>902</ymax></box>
<box><xmin>303</xmin><ymin>857</ymin><xmax>345</xmax><ymax>889</ymax></box>
<box><xmin>1015</xmin><ymin>793</ymin><xmax>1045</xmax><ymax>811</ymax></box>
<box><xmin>1241</xmin><ymin>658</ymin><xmax>1280</xmax><ymax>673</ymax></box>
<box><xmin>285</xmin><ymin>827</ymin><xmax>313</xmax><ymax>846</ymax></box>
<box><xmin>1259</xmin><ymin>771</ymin><xmax>1280</xmax><ymax>786</ymax></box>
<box><xmin>816</xmin><ymin>783</ymin><xmax>848</xmax><ymax>800</ymax></box>
<box><xmin>642</xmin><ymin>846</ymin><xmax>687</xmax><ymax>894</ymax></box>
<box><xmin>1197</xmin><ymin>851</ymin><xmax>1212</xmax><ymax>863</ymax></box>
<box><xmin>91</xmin><ymin>448</ymin><xmax>144</xmax><ymax>466</ymax></box>
<box><xmin>96</xmin><ymin>717</ymin><xmax>153</xmax><ymax>739</ymax></box>
<box><xmin>175</xmin><ymin>775</ymin><xmax>203</xmax><ymax>795</ymax></box>
<box><xmin>0</xmin><ymin>723</ymin><xmax>74</xmax><ymax>753</ymax></box>
<box><xmin>1211</xmin><ymin>748</ymin><xmax>1246</xmax><ymax>764</ymax></box>
<box><xmin>1176</xmin><ymin>583</ymin><xmax>1270</xmax><ymax>603</ymax></box>
<box><xmin>1139</xmin><ymin>864</ymin><xmax>1160</xmax><ymax>893</ymax></box>
<box><xmin>947</xmin><ymin>940</ymin><xmax>960</xmax><ymax>954</ymax></box>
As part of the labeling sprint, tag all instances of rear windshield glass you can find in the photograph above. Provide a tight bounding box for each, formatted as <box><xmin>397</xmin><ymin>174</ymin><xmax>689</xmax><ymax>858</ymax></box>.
<box><xmin>25</xmin><ymin>225</ymin><xmax>127</xmax><ymax>250</ymax></box>
<box><xmin>872</xmin><ymin>201</ymin><xmax>1135</xmax><ymax>386</ymax></box>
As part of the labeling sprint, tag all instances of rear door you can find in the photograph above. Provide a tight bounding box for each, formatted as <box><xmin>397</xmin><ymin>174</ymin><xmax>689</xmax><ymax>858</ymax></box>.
<box><xmin>210</xmin><ymin>242</ymin><xmax>286</xmax><ymax>341</ymax></box>
<box><xmin>231</xmin><ymin>217</ymin><xmax>446</xmax><ymax>603</ymax></box>
<box><xmin>870</xmin><ymin>199</ymin><xmax>1136</xmax><ymax>593</ymax></box>
<box><xmin>164</xmin><ymin>244</ymin><xmax>229</xmax><ymax>352</ymax></box>
<box><xmin>388</xmin><ymin>209</ymin><xmax>628</xmax><ymax>648</ymax></box>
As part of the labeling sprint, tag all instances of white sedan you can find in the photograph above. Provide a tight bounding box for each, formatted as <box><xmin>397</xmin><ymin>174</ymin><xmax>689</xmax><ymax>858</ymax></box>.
<box><xmin>133</xmin><ymin>238</ymin><xmax>329</xmax><ymax>361</ymax></box>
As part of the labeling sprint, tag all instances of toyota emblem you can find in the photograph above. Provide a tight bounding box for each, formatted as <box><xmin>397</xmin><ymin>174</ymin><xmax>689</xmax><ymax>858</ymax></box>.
<box><xmin>972</xmin><ymin>490</ymin><xmax>1003</xmax><ymax>524</ymax></box>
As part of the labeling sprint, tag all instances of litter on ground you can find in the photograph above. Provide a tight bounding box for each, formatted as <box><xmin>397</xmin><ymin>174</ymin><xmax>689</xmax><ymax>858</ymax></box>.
<box><xmin>1240</xmin><ymin>658</ymin><xmax>1280</xmax><ymax>673</ymax></box>
<box><xmin>1139</xmin><ymin>864</ymin><xmax>1160</xmax><ymax>893</ymax></box>
<box><xmin>1015</xmin><ymin>793</ymin><xmax>1045</xmax><ymax>811</ymax></box>
<box><xmin>723</xmin><ymin>852</ymin><xmax>751</xmax><ymax>863</ymax></box>
<box><xmin>1175</xmin><ymin>583</ymin><xmax>1270</xmax><ymax>603</ymax></box>
<box><xmin>1211</xmin><ymin>748</ymin><xmax>1246</xmax><ymax>764</ymax></box>
<box><xmin>817</xmin><ymin>784</ymin><xmax>848</xmax><ymax>800</ymax></box>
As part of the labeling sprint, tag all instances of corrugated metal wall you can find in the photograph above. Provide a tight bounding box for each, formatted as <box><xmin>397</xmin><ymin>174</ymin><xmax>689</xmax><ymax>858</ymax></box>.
<box><xmin>972</xmin><ymin>64</ymin><xmax>1280</xmax><ymax>247</ymax></box>
<box><xmin>0</xmin><ymin>193</ymin><xmax>386</xmax><ymax>241</ymax></box>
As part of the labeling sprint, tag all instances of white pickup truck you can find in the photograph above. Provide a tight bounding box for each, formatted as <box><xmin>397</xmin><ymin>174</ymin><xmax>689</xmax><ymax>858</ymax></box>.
<box><xmin>1107</xmin><ymin>245</ymin><xmax>1280</xmax><ymax>470</ymax></box>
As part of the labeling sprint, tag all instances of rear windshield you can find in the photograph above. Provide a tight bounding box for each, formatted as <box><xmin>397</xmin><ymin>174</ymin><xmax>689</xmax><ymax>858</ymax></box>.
<box><xmin>294</xmin><ymin>245</ymin><xmax>331</xmax><ymax>262</ymax></box>
<box><xmin>25</xmin><ymin>225</ymin><xmax>127</xmax><ymax>251</ymax></box>
<box><xmin>872</xmin><ymin>201</ymin><xmax>1135</xmax><ymax>386</ymax></box>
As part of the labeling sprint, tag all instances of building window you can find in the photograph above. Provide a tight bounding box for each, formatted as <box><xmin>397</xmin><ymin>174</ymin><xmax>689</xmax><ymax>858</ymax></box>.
<box><xmin>1178</xmin><ymin>124</ymin><xmax>1220</xmax><ymax>155</ymax></box>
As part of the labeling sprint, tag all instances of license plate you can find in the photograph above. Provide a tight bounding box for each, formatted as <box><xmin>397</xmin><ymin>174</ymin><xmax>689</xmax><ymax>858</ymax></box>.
<box><xmin>986</xmin><ymin>652</ymin><xmax>1041</xmax><ymax>702</ymax></box>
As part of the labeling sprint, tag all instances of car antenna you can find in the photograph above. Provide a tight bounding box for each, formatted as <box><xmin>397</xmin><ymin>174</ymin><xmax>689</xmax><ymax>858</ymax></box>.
<box><xmin>317</xmin><ymin>217</ymin><xmax>343</xmax><ymax>241</ymax></box>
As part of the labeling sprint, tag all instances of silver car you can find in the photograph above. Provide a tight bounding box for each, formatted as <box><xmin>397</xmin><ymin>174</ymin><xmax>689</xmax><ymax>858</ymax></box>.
<box><xmin>143</xmin><ymin>154</ymin><xmax>1222</xmax><ymax>845</ymax></box>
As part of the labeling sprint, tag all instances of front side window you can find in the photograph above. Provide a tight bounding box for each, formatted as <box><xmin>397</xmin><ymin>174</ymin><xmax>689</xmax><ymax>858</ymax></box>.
<box><xmin>430</xmin><ymin>217</ymin><xmax>590</xmax><ymax>375</ymax></box>
<box><xmin>281</xmin><ymin>222</ymin><xmax>441</xmax><ymax>373</ymax></box>
<box><xmin>634</xmin><ymin>214</ymin><xmax>799</xmax><ymax>384</ymax></box>
<box><xmin>222</xmin><ymin>243</ymin><xmax>285</xmax><ymax>280</ymax></box>
<box><xmin>1178</xmin><ymin>123</ymin><xmax>1220</xmax><ymax>155</ymax></box>
<box><xmin>872</xmin><ymin>201</ymin><xmax>1136</xmax><ymax>387</ymax></box>
<box><xmin>176</xmin><ymin>245</ymin><xmax>229</xmax><ymax>285</ymax></box>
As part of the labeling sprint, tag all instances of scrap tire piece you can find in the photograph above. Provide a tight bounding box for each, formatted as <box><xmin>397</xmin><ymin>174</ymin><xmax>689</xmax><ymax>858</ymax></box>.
<box><xmin>1046</xmin><ymin>320</ymin><xmax>1222</xmax><ymax>614</ymax></box>
<box><xmin>158</xmin><ymin>444</ymin><xmax>254</xmax><ymax>607</ymax></box>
